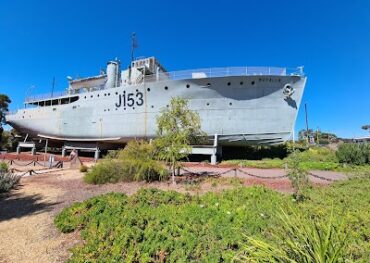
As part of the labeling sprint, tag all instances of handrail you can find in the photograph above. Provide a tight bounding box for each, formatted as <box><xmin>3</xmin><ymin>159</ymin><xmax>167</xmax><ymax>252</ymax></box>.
<box><xmin>23</xmin><ymin>66</ymin><xmax>304</xmax><ymax>103</ymax></box>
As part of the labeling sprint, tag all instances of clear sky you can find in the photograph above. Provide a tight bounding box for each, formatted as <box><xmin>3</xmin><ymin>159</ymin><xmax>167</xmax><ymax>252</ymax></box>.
<box><xmin>0</xmin><ymin>0</ymin><xmax>369</xmax><ymax>138</ymax></box>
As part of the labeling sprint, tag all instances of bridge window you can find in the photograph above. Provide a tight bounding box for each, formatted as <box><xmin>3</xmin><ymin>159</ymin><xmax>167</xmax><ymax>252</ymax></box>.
<box><xmin>30</xmin><ymin>96</ymin><xmax>79</xmax><ymax>107</ymax></box>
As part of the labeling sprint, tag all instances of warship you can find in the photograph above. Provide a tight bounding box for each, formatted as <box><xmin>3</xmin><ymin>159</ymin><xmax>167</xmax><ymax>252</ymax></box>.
<box><xmin>6</xmin><ymin>55</ymin><xmax>306</xmax><ymax>150</ymax></box>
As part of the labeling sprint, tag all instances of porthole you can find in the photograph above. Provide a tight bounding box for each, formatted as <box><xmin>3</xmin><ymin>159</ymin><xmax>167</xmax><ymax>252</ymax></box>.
<box><xmin>90</xmin><ymin>95</ymin><xmax>93</xmax><ymax>98</ymax></box>
<box><xmin>229</xmin><ymin>102</ymin><xmax>233</xmax><ymax>106</ymax></box>
<box><xmin>124</xmin><ymin>107</ymin><xmax>126</xmax><ymax>110</ymax></box>
<box><xmin>115</xmin><ymin>92</ymin><xmax>118</xmax><ymax>95</ymax></box>
<box><xmin>133</xmin><ymin>107</ymin><xmax>135</xmax><ymax>110</ymax></box>
<box><xmin>206</xmin><ymin>103</ymin><xmax>210</xmax><ymax>106</ymax></box>
<box><xmin>84</xmin><ymin>96</ymin><xmax>86</xmax><ymax>99</ymax></box>
<box><xmin>147</xmin><ymin>88</ymin><xmax>151</xmax><ymax>92</ymax></box>
<box><xmin>207</xmin><ymin>83</ymin><xmax>211</xmax><ymax>86</ymax></box>
<box><xmin>166</xmin><ymin>105</ymin><xmax>169</xmax><ymax>107</ymax></box>
<box><xmin>186</xmin><ymin>84</ymin><xmax>190</xmax><ymax>88</ymax></box>
<box><xmin>136</xmin><ymin>89</ymin><xmax>138</xmax><ymax>92</ymax></box>
<box><xmin>104</xmin><ymin>93</ymin><xmax>106</xmax><ymax>96</ymax></box>
<box><xmin>97</xmin><ymin>94</ymin><xmax>100</xmax><ymax>97</ymax></box>
<box><xmin>151</xmin><ymin>105</ymin><xmax>154</xmax><ymax>108</ymax></box>
<box><xmin>108</xmin><ymin>93</ymin><xmax>110</xmax><ymax>96</ymax></box>
<box><xmin>251</xmin><ymin>81</ymin><xmax>255</xmax><ymax>85</ymax></box>
<box><xmin>227</xmin><ymin>82</ymin><xmax>231</xmax><ymax>86</ymax></box>
<box><xmin>164</xmin><ymin>86</ymin><xmax>168</xmax><ymax>90</ymax></box>
<box><xmin>240</xmin><ymin>81</ymin><xmax>243</xmax><ymax>85</ymax></box>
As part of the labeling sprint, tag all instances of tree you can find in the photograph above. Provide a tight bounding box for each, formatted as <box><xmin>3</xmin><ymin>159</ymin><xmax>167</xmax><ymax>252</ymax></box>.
<box><xmin>0</xmin><ymin>94</ymin><xmax>11</xmax><ymax>149</ymax></box>
<box><xmin>155</xmin><ymin>97</ymin><xmax>203</xmax><ymax>184</ymax></box>
<box><xmin>362</xmin><ymin>125</ymin><xmax>370</xmax><ymax>133</ymax></box>
<box><xmin>286</xmin><ymin>150</ymin><xmax>308</xmax><ymax>201</ymax></box>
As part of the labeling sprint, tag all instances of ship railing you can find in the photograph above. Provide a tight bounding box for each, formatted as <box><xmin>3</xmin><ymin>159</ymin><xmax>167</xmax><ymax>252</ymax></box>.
<box><xmin>143</xmin><ymin>66</ymin><xmax>304</xmax><ymax>83</ymax></box>
<box><xmin>25</xmin><ymin>90</ymin><xmax>69</xmax><ymax>103</ymax></box>
<box><xmin>23</xmin><ymin>66</ymin><xmax>304</xmax><ymax>103</ymax></box>
<box><xmin>24</xmin><ymin>86</ymin><xmax>107</xmax><ymax>103</ymax></box>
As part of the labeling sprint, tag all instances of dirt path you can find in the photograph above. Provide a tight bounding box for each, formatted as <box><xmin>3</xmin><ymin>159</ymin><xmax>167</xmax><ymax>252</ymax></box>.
<box><xmin>0</xmin><ymin>178</ymin><xmax>67</xmax><ymax>262</ymax></box>
<box><xmin>0</xmin><ymin>166</ymin><xmax>347</xmax><ymax>262</ymax></box>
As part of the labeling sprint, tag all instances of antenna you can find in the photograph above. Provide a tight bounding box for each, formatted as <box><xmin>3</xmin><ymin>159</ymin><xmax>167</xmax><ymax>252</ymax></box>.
<box><xmin>305</xmin><ymin>103</ymin><xmax>309</xmax><ymax>145</ymax></box>
<box><xmin>131</xmin><ymin>32</ymin><xmax>138</xmax><ymax>63</ymax></box>
<box><xmin>51</xmin><ymin>77</ymin><xmax>55</xmax><ymax>98</ymax></box>
<box><xmin>128</xmin><ymin>32</ymin><xmax>139</xmax><ymax>84</ymax></box>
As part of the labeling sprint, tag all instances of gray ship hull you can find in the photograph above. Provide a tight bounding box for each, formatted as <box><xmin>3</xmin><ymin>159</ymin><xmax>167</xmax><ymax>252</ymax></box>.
<box><xmin>6</xmin><ymin>73</ymin><xmax>306</xmax><ymax>146</ymax></box>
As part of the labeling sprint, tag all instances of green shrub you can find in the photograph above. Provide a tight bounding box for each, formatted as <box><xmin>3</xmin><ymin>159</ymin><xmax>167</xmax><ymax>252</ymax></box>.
<box><xmin>296</xmin><ymin>147</ymin><xmax>337</xmax><ymax>163</ymax></box>
<box><xmin>286</xmin><ymin>151</ymin><xmax>309</xmax><ymax>201</ymax></box>
<box><xmin>84</xmin><ymin>140</ymin><xmax>168</xmax><ymax>184</ymax></box>
<box><xmin>336</xmin><ymin>143</ymin><xmax>370</xmax><ymax>165</ymax></box>
<box><xmin>55</xmin><ymin>177</ymin><xmax>370</xmax><ymax>262</ymax></box>
<box><xmin>79</xmin><ymin>164</ymin><xmax>88</xmax><ymax>173</ymax></box>
<box><xmin>0</xmin><ymin>161</ymin><xmax>8</xmax><ymax>172</ymax></box>
<box><xmin>55</xmin><ymin>187</ymin><xmax>285</xmax><ymax>262</ymax></box>
<box><xmin>0</xmin><ymin>170</ymin><xmax>20</xmax><ymax>193</ymax></box>
<box><xmin>236</xmin><ymin>209</ymin><xmax>349</xmax><ymax>263</ymax></box>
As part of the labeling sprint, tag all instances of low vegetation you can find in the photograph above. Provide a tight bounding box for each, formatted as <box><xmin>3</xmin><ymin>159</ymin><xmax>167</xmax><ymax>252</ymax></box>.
<box><xmin>286</xmin><ymin>150</ymin><xmax>309</xmax><ymax>201</ymax></box>
<box><xmin>56</xmin><ymin>175</ymin><xmax>370</xmax><ymax>262</ymax></box>
<box><xmin>336</xmin><ymin>143</ymin><xmax>370</xmax><ymax>165</ymax></box>
<box><xmin>84</xmin><ymin>140</ymin><xmax>168</xmax><ymax>184</ymax></box>
<box><xmin>0</xmin><ymin>162</ymin><xmax>20</xmax><ymax>193</ymax></box>
<box><xmin>236</xmin><ymin>209</ymin><xmax>349</xmax><ymax>262</ymax></box>
<box><xmin>225</xmin><ymin>145</ymin><xmax>370</xmax><ymax>173</ymax></box>
<box><xmin>79</xmin><ymin>164</ymin><xmax>88</xmax><ymax>173</ymax></box>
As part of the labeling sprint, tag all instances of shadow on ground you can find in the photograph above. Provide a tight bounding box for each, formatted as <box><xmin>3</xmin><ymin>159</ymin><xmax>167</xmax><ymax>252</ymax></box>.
<box><xmin>0</xmin><ymin>186</ymin><xmax>60</xmax><ymax>221</ymax></box>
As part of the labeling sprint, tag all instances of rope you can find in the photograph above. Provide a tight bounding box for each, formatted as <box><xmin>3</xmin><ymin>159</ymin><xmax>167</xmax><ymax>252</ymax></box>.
<box><xmin>308</xmin><ymin>172</ymin><xmax>335</xmax><ymax>182</ymax></box>
<box><xmin>9</xmin><ymin>160</ymin><xmax>35</xmax><ymax>166</ymax></box>
<box><xmin>236</xmin><ymin>168</ymin><xmax>288</xmax><ymax>179</ymax></box>
<box><xmin>181</xmin><ymin>167</ymin><xmax>335</xmax><ymax>182</ymax></box>
<box><xmin>181</xmin><ymin>167</ymin><xmax>236</xmax><ymax>177</ymax></box>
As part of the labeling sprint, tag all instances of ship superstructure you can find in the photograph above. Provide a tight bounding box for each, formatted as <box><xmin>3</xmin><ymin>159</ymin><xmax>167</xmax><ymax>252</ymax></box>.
<box><xmin>6</xmin><ymin>56</ymin><xmax>306</xmax><ymax>149</ymax></box>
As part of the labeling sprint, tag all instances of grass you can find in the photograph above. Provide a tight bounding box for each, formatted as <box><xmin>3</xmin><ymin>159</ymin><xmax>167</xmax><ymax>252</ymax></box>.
<box><xmin>55</xmin><ymin>175</ymin><xmax>370</xmax><ymax>262</ymax></box>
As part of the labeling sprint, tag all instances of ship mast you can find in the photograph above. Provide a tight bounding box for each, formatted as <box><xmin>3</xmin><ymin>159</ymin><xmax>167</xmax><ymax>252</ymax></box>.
<box><xmin>128</xmin><ymin>32</ymin><xmax>138</xmax><ymax>84</ymax></box>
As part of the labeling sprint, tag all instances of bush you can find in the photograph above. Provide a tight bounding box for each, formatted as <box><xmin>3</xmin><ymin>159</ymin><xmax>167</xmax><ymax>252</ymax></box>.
<box><xmin>55</xmin><ymin>187</ymin><xmax>285</xmax><ymax>262</ymax></box>
<box><xmin>84</xmin><ymin>140</ymin><xmax>168</xmax><ymax>184</ymax></box>
<box><xmin>296</xmin><ymin>147</ymin><xmax>337</xmax><ymax>163</ymax></box>
<box><xmin>0</xmin><ymin>170</ymin><xmax>20</xmax><ymax>193</ymax></box>
<box><xmin>236</xmin><ymin>209</ymin><xmax>349</xmax><ymax>262</ymax></box>
<box><xmin>286</xmin><ymin>150</ymin><xmax>309</xmax><ymax>201</ymax></box>
<box><xmin>0</xmin><ymin>161</ymin><xmax>8</xmax><ymax>172</ymax></box>
<box><xmin>79</xmin><ymin>164</ymin><xmax>88</xmax><ymax>173</ymax></box>
<box><xmin>336</xmin><ymin>143</ymin><xmax>370</xmax><ymax>165</ymax></box>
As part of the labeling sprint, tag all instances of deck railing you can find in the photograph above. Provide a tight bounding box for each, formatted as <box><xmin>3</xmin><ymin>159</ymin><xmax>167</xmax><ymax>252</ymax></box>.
<box><xmin>24</xmin><ymin>66</ymin><xmax>304</xmax><ymax>103</ymax></box>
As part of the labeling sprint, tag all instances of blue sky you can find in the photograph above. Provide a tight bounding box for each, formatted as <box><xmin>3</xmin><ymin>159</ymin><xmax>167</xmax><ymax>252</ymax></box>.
<box><xmin>1</xmin><ymin>0</ymin><xmax>369</xmax><ymax>138</ymax></box>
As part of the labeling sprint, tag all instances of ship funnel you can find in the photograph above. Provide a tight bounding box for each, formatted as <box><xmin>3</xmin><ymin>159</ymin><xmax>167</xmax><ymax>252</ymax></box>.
<box><xmin>105</xmin><ymin>60</ymin><xmax>120</xmax><ymax>89</ymax></box>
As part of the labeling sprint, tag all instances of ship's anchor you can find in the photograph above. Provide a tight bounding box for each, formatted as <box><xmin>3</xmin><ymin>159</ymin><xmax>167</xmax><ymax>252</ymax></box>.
<box><xmin>283</xmin><ymin>84</ymin><xmax>295</xmax><ymax>97</ymax></box>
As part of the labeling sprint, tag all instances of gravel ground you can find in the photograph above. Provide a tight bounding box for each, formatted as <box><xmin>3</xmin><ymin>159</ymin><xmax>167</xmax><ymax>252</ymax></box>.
<box><xmin>0</xmin><ymin>164</ymin><xmax>347</xmax><ymax>263</ymax></box>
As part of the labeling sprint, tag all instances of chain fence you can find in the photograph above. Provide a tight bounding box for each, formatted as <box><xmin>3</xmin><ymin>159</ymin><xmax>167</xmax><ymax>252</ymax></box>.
<box><xmin>1</xmin><ymin>156</ymin><xmax>336</xmax><ymax>182</ymax></box>
<box><xmin>181</xmin><ymin>167</ymin><xmax>335</xmax><ymax>182</ymax></box>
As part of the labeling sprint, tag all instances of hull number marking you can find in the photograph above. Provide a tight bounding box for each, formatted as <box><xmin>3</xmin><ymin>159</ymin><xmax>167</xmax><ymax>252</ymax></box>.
<box><xmin>115</xmin><ymin>90</ymin><xmax>144</xmax><ymax>108</ymax></box>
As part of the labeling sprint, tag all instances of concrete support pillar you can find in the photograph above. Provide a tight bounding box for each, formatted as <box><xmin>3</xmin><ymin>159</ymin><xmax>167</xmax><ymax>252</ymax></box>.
<box><xmin>62</xmin><ymin>147</ymin><xmax>66</xmax><ymax>158</ymax></box>
<box><xmin>16</xmin><ymin>146</ymin><xmax>21</xmax><ymax>154</ymax></box>
<box><xmin>211</xmin><ymin>133</ymin><xmax>218</xmax><ymax>165</ymax></box>
<box><xmin>31</xmin><ymin>147</ymin><xmax>36</xmax><ymax>156</ymax></box>
<box><xmin>94</xmin><ymin>148</ymin><xmax>100</xmax><ymax>161</ymax></box>
<box><xmin>211</xmin><ymin>153</ymin><xmax>217</xmax><ymax>165</ymax></box>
